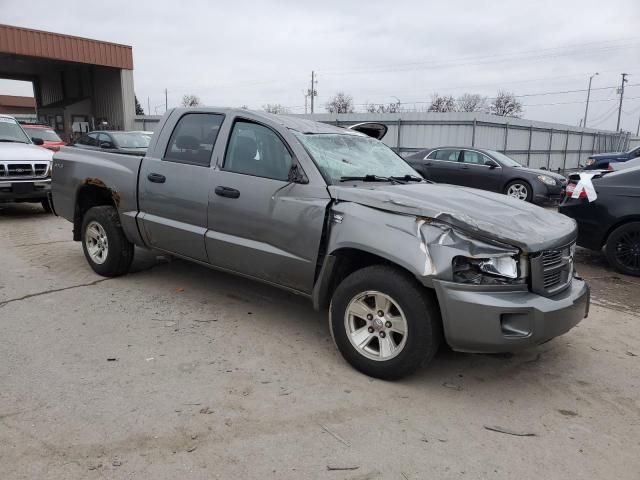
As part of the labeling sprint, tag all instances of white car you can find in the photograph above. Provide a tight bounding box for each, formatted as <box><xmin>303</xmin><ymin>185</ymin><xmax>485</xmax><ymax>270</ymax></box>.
<box><xmin>610</xmin><ymin>156</ymin><xmax>640</xmax><ymax>171</ymax></box>
<box><xmin>0</xmin><ymin>114</ymin><xmax>54</xmax><ymax>212</ymax></box>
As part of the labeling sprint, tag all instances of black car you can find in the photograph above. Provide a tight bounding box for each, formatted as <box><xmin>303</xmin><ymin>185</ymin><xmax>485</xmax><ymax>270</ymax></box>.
<box><xmin>73</xmin><ymin>131</ymin><xmax>150</xmax><ymax>155</ymax></box>
<box><xmin>559</xmin><ymin>166</ymin><xmax>640</xmax><ymax>276</ymax></box>
<box><xmin>584</xmin><ymin>144</ymin><xmax>640</xmax><ymax>170</ymax></box>
<box><xmin>405</xmin><ymin>147</ymin><xmax>566</xmax><ymax>205</ymax></box>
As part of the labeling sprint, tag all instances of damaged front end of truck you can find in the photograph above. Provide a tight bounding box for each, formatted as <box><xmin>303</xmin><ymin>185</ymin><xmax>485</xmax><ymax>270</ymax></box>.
<box><xmin>313</xmin><ymin>182</ymin><xmax>589</xmax><ymax>353</ymax></box>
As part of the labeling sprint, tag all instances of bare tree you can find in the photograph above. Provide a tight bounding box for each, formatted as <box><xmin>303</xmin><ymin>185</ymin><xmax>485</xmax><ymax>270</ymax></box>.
<box><xmin>428</xmin><ymin>93</ymin><xmax>456</xmax><ymax>112</ymax></box>
<box><xmin>181</xmin><ymin>94</ymin><xmax>201</xmax><ymax>107</ymax></box>
<box><xmin>364</xmin><ymin>100</ymin><xmax>402</xmax><ymax>114</ymax></box>
<box><xmin>457</xmin><ymin>93</ymin><xmax>487</xmax><ymax>112</ymax></box>
<box><xmin>262</xmin><ymin>104</ymin><xmax>290</xmax><ymax>114</ymax></box>
<box><xmin>489</xmin><ymin>91</ymin><xmax>523</xmax><ymax>117</ymax></box>
<box><xmin>325</xmin><ymin>92</ymin><xmax>355</xmax><ymax>114</ymax></box>
<box><xmin>240</xmin><ymin>104</ymin><xmax>249</xmax><ymax>110</ymax></box>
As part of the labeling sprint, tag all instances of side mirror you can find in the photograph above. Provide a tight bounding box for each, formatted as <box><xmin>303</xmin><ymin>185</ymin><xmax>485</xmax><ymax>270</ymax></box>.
<box><xmin>32</xmin><ymin>137</ymin><xmax>44</xmax><ymax>146</ymax></box>
<box><xmin>100</xmin><ymin>141</ymin><xmax>114</xmax><ymax>149</ymax></box>
<box><xmin>485</xmin><ymin>160</ymin><xmax>497</xmax><ymax>169</ymax></box>
<box><xmin>287</xmin><ymin>163</ymin><xmax>308</xmax><ymax>184</ymax></box>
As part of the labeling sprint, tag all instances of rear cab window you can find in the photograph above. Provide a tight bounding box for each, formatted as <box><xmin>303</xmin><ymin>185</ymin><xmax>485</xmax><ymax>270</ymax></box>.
<box><xmin>164</xmin><ymin>113</ymin><xmax>224</xmax><ymax>166</ymax></box>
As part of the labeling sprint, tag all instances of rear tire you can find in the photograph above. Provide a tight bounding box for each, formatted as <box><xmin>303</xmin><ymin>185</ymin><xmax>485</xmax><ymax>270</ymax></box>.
<box><xmin>81</xmin><ymin>206</ymin><xmax>134</xmax><ymax>277</ymax></box>
<box><xmin>329</xmin><ymin>265</ymin><xmax>442</xmax><ymax>380</ymax></box>
<box><xmin>504</xmin><ymin>180</ymin><xmax>533</xmax><ymax>202</ymax></box>
<box><xmin>604</xmin><ymin>222</ymin><xmax>640</xmax><ymax>277</ymax></box>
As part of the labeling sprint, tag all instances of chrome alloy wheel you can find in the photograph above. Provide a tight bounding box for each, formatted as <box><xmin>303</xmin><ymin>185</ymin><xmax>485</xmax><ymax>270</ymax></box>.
<box><xmin>506</xmin><ymin>183</ymin><xmax>529</xmax><ymax>200</ymax></box>
<box><xmin>85</xmin><ymin>221</ymin><xmax>109</xmax><ymax>264</ymax></box>
<box><xmin>344</xmin><ymin>291</ymin><xmax>408</xmax><ymax>361</ymax></box>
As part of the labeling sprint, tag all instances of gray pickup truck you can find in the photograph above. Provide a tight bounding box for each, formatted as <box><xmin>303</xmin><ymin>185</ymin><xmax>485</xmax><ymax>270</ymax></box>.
<box><xmin>51</xmin><ymin>108</ymin><xmax>589</xmax><ymax>379</ymax></box>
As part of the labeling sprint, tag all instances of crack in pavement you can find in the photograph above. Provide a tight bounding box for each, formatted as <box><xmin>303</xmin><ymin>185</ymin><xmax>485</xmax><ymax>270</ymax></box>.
<box><xmin>0</xmin><ymin>278</ymin><xmax>111</xmax><ymax>309</ymax></box>
<box><xmin>0</xmin><ymin>261</ymin><xmax>168</xmax><ymax>310</ymax></box>
<box><xmin>11</xmin><ymin>239</ymin><xmax>74</xmax><ymax>248</ymax></box>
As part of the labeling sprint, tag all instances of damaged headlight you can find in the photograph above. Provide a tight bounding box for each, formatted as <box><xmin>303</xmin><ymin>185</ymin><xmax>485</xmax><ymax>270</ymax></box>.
<box><xmin>453</xmin><ymin>255</ymin><xmax>526</xmax><ymax>285</ymax></box>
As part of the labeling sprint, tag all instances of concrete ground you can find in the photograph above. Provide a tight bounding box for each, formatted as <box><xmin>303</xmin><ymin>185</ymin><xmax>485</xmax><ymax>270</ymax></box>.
<box><xmin>1</xmin><ymin>203</ymin><xmax>639</xmax><ymax>480</ymax></box>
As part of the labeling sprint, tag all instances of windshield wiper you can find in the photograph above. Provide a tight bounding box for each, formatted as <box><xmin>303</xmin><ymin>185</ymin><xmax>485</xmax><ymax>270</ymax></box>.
<box><xmin>0</xmin><ymin>139</ymin><xmax>28</xmax><ymax>143</ymax></box>
<box><xmin>340</xmin><ymin>174</ymin><xmax>405</xmax><ymax>184</ymax></box>
<box><xmin>391</xmin><ymin>174</ymin><xmax>423</xmax><ymax>182</ymax></box>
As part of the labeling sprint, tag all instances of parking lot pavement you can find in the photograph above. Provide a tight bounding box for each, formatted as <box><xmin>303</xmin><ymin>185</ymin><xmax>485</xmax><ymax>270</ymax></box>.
<box><xmin>1</xmin><ymin>203</ymin><xmax>639</xmax><ymax>480</ymax></box>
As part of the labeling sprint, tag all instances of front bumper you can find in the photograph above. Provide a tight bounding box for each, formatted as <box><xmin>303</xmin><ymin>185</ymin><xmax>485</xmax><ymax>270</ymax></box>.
<box><xmin>0</xmin><ymin>179</ymin><xmax>51</xmax><ymax>202</ymax></box>
<box><xmin>533</xmin><ymin>183</ymin><xmax>565</xmax><ymax>205</ymax></box>
<box><xmin>433</xmin><ymin>277</ymin><xmax>589</xmax><ymax>353</ymax></box>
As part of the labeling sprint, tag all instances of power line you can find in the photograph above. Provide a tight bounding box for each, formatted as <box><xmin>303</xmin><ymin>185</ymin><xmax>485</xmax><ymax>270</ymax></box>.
<box><xmin>321</xmin><ymin>42</ymin><xmax>640</xmax><ymax>77</ymax></box>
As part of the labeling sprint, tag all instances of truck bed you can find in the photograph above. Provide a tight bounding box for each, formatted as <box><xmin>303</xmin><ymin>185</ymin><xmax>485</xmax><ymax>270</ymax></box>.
<box><xmin>51</xmin><ymin>146</ymin><xmax>145</xmax><ymax>244</ymax></box>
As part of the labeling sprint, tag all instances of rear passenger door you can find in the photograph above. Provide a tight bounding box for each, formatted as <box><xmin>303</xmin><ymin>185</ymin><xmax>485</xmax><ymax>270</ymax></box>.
<box><xmin>206</xmin><ymin>118</ymin><xmax>330</xmax><ymax>293</ymax></box>
<box><xmin>426</xmin><ymin>149</ymin><xmax>462</xmax><ymax>184</ymax></box>
<box><xmin>138</xmin><ymin>112</ymin><xmax>224</xmax><ymax>262</ymax></box>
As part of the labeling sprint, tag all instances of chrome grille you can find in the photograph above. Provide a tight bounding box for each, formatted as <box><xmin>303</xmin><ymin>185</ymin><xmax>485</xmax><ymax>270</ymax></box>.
<box><xmin>531</xmin><ymin>242</ymin><xmax>575</xmax><ymax>296</ymax></box>
<box><xmin>0</xmin><ymin>161</ymin><xmax>49</xmax><ymax>180</ymax></box>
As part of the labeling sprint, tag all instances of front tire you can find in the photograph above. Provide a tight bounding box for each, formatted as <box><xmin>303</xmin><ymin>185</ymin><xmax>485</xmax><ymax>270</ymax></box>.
<box><xmin>605</xmin><ymin>222</ymin><xmax>640</xmax><ymax>276</ymax></box>
<box><xmin>505</xmin><ymin>180</ymin><xmax>532</xmax><ymax>202</ymax></box>
<box><xmin>329</xmin><ymin>265</ymin><xmax>442</xmax><ymax>380</ymax></box>
<box><xmin>81</xmin><ymin>206</ymin><xmax>134</xmax><ymax>277</ymax></box>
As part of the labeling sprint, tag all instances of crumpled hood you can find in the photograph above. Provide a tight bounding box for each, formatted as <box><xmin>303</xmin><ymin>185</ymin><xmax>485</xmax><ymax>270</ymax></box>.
<box><xmin>0</xmin><ymin>142</ymin><xmax>53</xmax><ymax>161</ymax></box>
<box><xmin>328</xmin><ymin>183</ymin><xmax>577</xmax><ymax>252</ymax></box>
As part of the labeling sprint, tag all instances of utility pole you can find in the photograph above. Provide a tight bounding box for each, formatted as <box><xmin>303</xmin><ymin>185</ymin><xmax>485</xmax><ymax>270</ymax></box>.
<box><xmin>164</xmin><ymin>88</ymin><xmax>168</xmax><ymax>113</ymax></box>
<box><xmin>616</xmin><ymin>73</ymin><xmax>628</xmax><ymax>132</ymax></box>
<box><xmin>583</xmin><ymin>72</ymin><xmax>598</xmax><ymax>128</ymax></box>
<box><xmin>636</xmin><ymin>115</ymin><xmax>640</xmax><ymax>136</ymax></box>
<box><xmin>308</xmin><ymin>71</ymin><xmax>317</xmax><ymax>114</ymax></box>
<box><xmin>304</xmin><ymin>91</ymin><xmax>308</xmax><ymax>114</ymax></box>
<box><xmin>147</xmin><ymin>97</ymin><xmax>151</xmax><ymax>116</ymax></box>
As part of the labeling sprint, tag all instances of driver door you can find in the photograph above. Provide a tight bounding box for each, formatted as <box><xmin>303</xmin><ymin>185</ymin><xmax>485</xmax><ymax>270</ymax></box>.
<box><xmin>206</xmin><ymin>118</ymin><xmax>330</xmax><ymax>293</ymax></box>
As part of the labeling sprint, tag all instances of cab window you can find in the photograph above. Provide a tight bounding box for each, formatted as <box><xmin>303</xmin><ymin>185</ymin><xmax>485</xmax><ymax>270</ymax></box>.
<box><xmin>223</xmin><ymin>121</ymin><xmax>292</xmax><ymax>181</ymax></box>
<box><xmin>164</xmin><ymin>113</ymin><xmax>224</xmax><ymax>166</ymax></box>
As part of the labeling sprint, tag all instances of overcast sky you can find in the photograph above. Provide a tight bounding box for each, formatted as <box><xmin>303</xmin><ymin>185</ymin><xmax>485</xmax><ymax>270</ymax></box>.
<box><xmin>1</xmin><ymin>0</ymin><xmax>639</xmax><ymax>131</ymax></box>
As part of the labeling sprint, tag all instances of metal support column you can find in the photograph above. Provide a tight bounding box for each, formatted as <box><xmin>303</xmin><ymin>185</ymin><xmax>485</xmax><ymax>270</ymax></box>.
<box><xmin>396</xmin><ymin>118</ymin><xmax>402</xmax><ymax>154</ymax></box>
<box><xmin>562</xmin><ymin>130</ymin><xmax>569</xmax><ymax>173</ymax></box>
<box><xmin>503</xmin><ymin>123</ymin><xmax>509</xmax><ymax>152</ymax></box>
<box><xmin>526</xmin><ymin>126</ymin><xmax>533</xmax><ymax>166</ymax></box>
<box><xmin>547</xmin><ymin>129</ymin><xmax>553</xmax><ymax>169</ymax></box>
<box><xmin>471</xmin><ymin>118</ymin><xmax>476</xmax><ymax>147</ymax></box>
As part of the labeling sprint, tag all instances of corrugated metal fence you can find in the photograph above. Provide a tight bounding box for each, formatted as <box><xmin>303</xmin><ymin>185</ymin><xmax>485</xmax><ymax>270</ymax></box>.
<box><xmin>133</xmin><ymin>112</ymin><xmax>638</xmax><ymax>173</ymax></box>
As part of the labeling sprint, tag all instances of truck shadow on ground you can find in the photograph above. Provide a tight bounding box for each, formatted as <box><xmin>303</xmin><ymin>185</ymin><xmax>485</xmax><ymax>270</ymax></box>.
<box><xmin>132</xmin><ymin>252</ymin><xmax>577</xmax><ymax>389</ymax></box>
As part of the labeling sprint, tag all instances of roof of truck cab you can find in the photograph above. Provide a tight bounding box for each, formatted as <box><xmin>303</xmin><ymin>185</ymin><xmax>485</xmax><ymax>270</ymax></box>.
<box><xmin>168</xmin><ymin>107</ymin><xmax>362</xmax><ymax>136</ymax></box>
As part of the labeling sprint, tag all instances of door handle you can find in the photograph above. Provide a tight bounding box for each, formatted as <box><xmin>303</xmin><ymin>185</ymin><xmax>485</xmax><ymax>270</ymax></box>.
<box><xmin>425</xmin><ymin>162</ymin><xmax>432</xmax><ymax>166</ymax></box>
<box><xmin>147</xmin><ymin>173</ymin><xmax>166</xmax><ymax>183</ymax></box>
<box><xmin>460</xmin><ymin>165</ymin><xmax>469</xmax><ymax>169</ymax></box>
<box><xmin>215</xmin><ymin>186</ymin><xmax>240</xmax><ymax>199</ymax></box>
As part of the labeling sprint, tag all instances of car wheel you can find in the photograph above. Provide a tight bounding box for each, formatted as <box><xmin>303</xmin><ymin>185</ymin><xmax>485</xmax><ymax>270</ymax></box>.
<box><xmin>329</xmin><ymin>265</ymin><xmax>442</xmax><ymax>379</ymax></box>
<box><xmin>505</xmin><ymin>180</ymin><xmax>532</xmax><ymax>202</ymax></box>
<box><xmin>41</xmin><ymin>198</ymin><xmax>53</xmax><ymax>213</ymax></box>
<box><xmin>81</xmin><ymin>205</ymin><xmax>134</xmax><ymax>277</ymax></box>
<box><xmin>604</xmin><ymin>222</ymin><xmax>640</xmax><ymax>277</ymax></box>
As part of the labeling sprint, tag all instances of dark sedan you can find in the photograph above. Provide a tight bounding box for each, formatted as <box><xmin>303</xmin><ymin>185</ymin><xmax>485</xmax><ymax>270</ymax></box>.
<box><xmin>559</xmin><ymin>166</ymin><xmax>640</xmax><ymax>276</ymax></box>
<box><xmin>584</xmin><ymin>145</ymin><xmax>640</xmax><ymax>170</ymax></box>
<box><xmin>405</xmin><ymin>147</ymin><xmax>566</xmax><ymax>205</ymax></box>
<box><xmin>73</xmin><ymin>131</ymin><xmax>150</xmax><ymax>155</ymax></box>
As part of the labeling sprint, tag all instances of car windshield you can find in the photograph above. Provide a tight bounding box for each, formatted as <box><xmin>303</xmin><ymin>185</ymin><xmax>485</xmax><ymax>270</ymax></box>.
<box><xmin>0</xmin><ymin>117</ymin><xmax>30</xmax><ymax>143</ymax></box>
<box><xmin>293</xmin><ymin>132</ymin><xmax>418</xmax><ymax>183</ymax></box>
<box><xmin>23</xmin><ymin>127</ymin><xmax>62</xmax><ymax>142</ymax></box>
<box><xmin>486</xmin><ymin>150</ymin><xmax>523</xmax><ymax>167</ymax></box>
<box><xmin>110</xmin><ymin>132</ymin><xmax>150</xmax><ymax>148</ymax></box>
